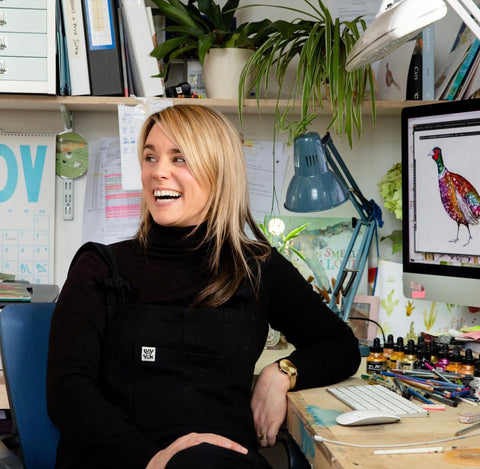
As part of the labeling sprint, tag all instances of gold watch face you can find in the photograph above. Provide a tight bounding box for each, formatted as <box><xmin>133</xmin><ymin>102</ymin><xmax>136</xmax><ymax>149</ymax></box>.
<box><xmin>279</xmin><ymin>359</ymin><xmax>297</xmax><ymax>376</ymax></box>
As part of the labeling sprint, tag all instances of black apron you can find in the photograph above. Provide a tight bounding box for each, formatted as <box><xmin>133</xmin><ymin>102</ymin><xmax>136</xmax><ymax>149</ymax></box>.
<box><xmin>83</xmin><ymin>243</ymin><xmax>268</xmax><ymax>451</ymax></box>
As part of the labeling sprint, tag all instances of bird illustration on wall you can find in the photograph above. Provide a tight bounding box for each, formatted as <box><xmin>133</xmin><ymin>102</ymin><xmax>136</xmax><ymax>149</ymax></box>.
<box><xmin>429</xmin><ymin>146</ymin><xmax>480</xmax><ymax>246</ymax></box>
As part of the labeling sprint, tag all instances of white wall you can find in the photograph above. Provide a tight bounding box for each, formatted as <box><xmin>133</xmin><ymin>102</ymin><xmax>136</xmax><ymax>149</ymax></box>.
<box><xmin>3</xmin><ymin>1</ymin><xmax>462</xmax><ymax>289</ymax></box>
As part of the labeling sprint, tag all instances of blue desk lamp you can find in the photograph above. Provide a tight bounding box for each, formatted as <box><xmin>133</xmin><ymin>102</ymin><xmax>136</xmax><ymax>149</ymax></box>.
<box><xmin>284</xmin><ymin>132</ymin><xmax>383</xmax><ymax>323</ymax></box>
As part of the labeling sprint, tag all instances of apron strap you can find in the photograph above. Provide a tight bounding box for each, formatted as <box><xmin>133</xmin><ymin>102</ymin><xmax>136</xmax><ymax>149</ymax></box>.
<box><xmin>69</xmin><ymin>242</ymin><xmax>137</xmax><ymax>315</ymax></box>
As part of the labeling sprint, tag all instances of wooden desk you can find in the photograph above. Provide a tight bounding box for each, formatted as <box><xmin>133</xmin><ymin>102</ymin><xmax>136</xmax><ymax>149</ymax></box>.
<box><xmin>0</xmin><ymin>372</ymin><xmax>8</xmax><ymax>409</ymax></box>
<box><xmin>286</xmin><ymin>368</ymin><xmax>480</xmax><ymax>468</ymax></box>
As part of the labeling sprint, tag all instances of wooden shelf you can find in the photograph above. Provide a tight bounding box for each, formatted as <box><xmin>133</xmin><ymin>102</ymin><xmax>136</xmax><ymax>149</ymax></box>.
<box><xmin>0</xmin><ymin>94</ymin><xmax>437</xmax><ymax>114</ymax></box>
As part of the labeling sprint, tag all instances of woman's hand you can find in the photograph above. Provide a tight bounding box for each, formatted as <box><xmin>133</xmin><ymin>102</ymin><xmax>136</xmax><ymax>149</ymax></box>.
<box><xmin>145</xmin><ymin>433</ymin><xmax>248</xmax><ymax>469</ymax></box>
<box><xmin>250</xmin><ymin>362</ymin><xmax>290</xmax><ymax>448</ymax></box>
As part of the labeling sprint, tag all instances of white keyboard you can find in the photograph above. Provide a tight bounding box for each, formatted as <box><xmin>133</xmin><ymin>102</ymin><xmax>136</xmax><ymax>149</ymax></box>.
<box><xmin>326</xmin><ymin>384</ymin><xmax>429</xmax><ymax>418</ymax></box>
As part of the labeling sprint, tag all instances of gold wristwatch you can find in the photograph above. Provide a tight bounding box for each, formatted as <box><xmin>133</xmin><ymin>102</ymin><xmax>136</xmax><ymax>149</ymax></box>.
<box><xmin>277</xmin><ymin>359</ymin><xmax>297</xmax><ymax>390</ymax></box>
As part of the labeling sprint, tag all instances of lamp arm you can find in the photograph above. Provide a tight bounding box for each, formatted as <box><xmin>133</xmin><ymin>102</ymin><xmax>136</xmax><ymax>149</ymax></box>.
<box><xmin>321</xmin><ymin>133</ymin><xmax>374</xmax><ymax>223</ymax></box>
<box><xmin>321</xmin><ymin>133</ymin><xmax>382</xmax><ymax>323</ymax></box>
<box><xmin>445</xmin><ymin>0</ymin><xmax>480</xmax><ymax>40</ymax></box>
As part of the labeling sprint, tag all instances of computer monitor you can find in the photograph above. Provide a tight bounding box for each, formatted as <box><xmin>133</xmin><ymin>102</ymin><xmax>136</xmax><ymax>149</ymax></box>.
<box><xmin>401</xmin><ymin>98</ymin><xmax>480</xmax><ymax>307</ymax></box>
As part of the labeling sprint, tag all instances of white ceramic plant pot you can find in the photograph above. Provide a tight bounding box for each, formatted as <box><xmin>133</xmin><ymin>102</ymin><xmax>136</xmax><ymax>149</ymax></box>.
<box><xmin>202</xmin><ymin>48</ymin><xmax>254</xmax><ymax>99</ymax></box>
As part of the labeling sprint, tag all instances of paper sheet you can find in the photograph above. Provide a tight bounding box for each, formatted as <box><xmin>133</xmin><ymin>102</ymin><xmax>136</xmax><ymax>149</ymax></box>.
<box><xmin>327</xmin><ymin>0</ymin><xmax>384</xmax><ymax>26</ymax></box>
<box><xmin>243</xmin><ymin>140</ymin><xmax>288</xmax><ymax>223</ymax></box>
<box><xmin>118</xmin><ymin>98</ymin><xmax>173</xmax><ymax>190</ymax></box>
<box><xmin>83</xmin><ymin>138</ymin><xmax>141</xmax><ymax>244</ymax></box>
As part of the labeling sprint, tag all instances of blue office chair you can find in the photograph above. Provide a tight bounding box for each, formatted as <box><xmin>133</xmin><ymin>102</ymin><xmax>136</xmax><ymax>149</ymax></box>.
<box><xmin>0</xmin><ymin>303</ymin><xmax>59</xmax><ymax>469</ymax></box>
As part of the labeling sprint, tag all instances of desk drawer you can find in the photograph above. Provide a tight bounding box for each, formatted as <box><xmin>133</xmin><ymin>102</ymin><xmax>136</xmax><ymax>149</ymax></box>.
<box><xmin>0</xmin><ymin>32</ymin><xmax>46</xmax><ymax>57</ymax></box>
<box><xmin>0</xmin><ymin>9</ymin><xmax>47</xmax><ymax>33</ymax></box>
<box><xmin>0</xmin><ymin>1</ymin><xmax>47</xmax><ymax>8</ymax></box>
<box><xmin>0</xmin><ymin>56</ymin><xmax>46</xmax><ymax>81</ymax></box>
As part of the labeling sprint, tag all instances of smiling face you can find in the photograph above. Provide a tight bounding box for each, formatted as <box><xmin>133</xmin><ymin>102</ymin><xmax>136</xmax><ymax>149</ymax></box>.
<box><xmin>141</xmin><ymin>124</ymin><xmax>209</xmax><ymax>228</ymax></box>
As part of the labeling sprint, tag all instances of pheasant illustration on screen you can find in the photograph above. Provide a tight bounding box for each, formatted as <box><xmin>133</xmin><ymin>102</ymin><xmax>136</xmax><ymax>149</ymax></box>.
<box><xmin>429</xmin><ymin>146</ymin><xmax>480</xmax><ymax>246</ymax></box>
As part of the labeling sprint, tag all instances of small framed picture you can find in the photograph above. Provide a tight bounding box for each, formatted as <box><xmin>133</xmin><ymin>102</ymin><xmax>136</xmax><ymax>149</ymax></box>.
<box><xmin>348</xmin><ymin>295</ymin><xmax>380</xmax><ymax>341</ymax></box>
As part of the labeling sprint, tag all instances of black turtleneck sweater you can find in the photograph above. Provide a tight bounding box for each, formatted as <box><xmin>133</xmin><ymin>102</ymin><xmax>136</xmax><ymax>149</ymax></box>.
<box><xmin>47</xmin><ymin>223</ymin><xmax>360</xmax><ymax>468</ymax></box>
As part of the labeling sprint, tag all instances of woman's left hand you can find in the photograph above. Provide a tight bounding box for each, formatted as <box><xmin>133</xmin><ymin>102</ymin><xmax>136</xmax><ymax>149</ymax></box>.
<box><xmin>250</xmin><ymin>362</ymin><xmax>291</xmax><ymax>448</ymax></box>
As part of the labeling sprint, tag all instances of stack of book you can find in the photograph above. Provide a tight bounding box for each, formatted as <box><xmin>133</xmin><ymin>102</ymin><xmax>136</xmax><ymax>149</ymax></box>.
<box><xmin>435</xmin><ymin>22</ymin><xmax>480</xmax><ymax>101</ymax></box>
<box><xmin>57</xmin><ymin>0</ymin><xmax>164</xmax><ymax>97</ymax></box>
<box><xmin>0</xmin><ymin>282</ymin><xmax>31</xmax><ymax>305</ymax></box>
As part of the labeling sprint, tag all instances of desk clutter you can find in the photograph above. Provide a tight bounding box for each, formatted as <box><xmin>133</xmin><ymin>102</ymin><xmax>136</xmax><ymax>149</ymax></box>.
<box><xmin>362</xmin><ymin>335</ymin><xmax>480</xmax><ymax>411</ymax></box>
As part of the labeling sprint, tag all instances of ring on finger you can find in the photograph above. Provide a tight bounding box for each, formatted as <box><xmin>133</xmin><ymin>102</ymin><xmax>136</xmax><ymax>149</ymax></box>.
<box><xmin>258</xmin><ymin>433</ymin><xmax>268</xmax><ymax>441</ymax></box>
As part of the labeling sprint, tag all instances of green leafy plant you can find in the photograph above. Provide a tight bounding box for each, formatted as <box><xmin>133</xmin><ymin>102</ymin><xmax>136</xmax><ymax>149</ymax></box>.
<box><xmin>259</xmin><ymin>216</ymin><xmax>308</xmax><ymax>261</ymax></box>
<box><xmin>238</xmin><ymin>0</ymin><xmax>376</xmax><ymax>146</ymax></box>
<box><xmin>378</xmin><ymin>163</ymin><xmax>402</xmax><ymax>220</ymax></box>
<box><xmin>150</xmin><ymin>0</ymin><xmax>273</xmax><ymax>77</ymax></box>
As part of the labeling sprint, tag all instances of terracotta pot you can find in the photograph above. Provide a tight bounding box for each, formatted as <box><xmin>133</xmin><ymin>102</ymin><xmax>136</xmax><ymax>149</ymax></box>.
<box><xmin>202</xmin><ymin>48</ymin><xmax>254</xmax><ymax>99</ymax></box>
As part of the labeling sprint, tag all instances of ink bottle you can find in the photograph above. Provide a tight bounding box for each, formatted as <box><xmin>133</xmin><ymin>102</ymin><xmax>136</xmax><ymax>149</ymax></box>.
<box><xmin>436</xmin><ymin>343</ymin><xmax>450</xmax><ymax>371</ymax></box>
<box><xmin>399</xmin><ymin>339</ymin><xmax>417</xmax><ymax>370</ymax></box>
<box><xmin>445</xmin><ymin>346</ymin><xmax>462</xmax><ymax>373</ymax></box>
<box><xmin>413</xmin><ymin>343</ymin><xmax>430</xmax><ymax>370</ymax></box>
<box><xmin>469</xmin><ymin>360</ymin><xmax>480</xmax><ymax>400</ymax></box>
<box><xmin>460</xmin><ymin>349</ymin><xmax>476</xmax><ymax>387</ymax></box>
<box><xmin>387</xmin><ymin>337</ymin><xmax>404</xmax><ymax>371</ymax></box>
<box><xmin>430</xmin><ymin>340</ymin><xmax>439</xmax><ymax>365</ymax></box>
<box><xmin>383</xmin><ymin>334</ymin><xmax>394</xmax><ymax>359</ymax></box>
<box><xmin>366</xmin><ymin>337</ymin><xmax>387</xmax><ymax>374</ymax></box>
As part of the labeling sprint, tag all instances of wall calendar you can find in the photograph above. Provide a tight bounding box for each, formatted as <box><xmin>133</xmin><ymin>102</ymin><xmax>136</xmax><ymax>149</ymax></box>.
<box><xmin>0</xmin><ymin>132</ymin><xmax>56</xmax><ymax>284</ymax></box>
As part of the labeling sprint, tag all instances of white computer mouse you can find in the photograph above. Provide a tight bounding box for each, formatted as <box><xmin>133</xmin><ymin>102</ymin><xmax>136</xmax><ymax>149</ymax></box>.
<box><xmin>336</xmin><ymin>409</ymin><xmax>401</xmax><ymax>426</ymax></box>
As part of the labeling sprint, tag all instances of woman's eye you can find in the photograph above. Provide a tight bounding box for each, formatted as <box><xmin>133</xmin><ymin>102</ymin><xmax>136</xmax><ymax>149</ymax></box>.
<box><xmin>144</xmin><ymin>154</ymin><xmax>156</xmax><ymax>162</ymax></box>
<box><xmin>173</xmin><ymin>156</ymin><xmax>186</xmax><ymax>163</ymax></box>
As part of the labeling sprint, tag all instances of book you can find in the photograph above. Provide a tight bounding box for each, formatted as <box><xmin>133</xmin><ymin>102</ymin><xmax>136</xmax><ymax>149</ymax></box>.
<box><xmin>119</xmin><ymin>0</ymin><xmax>164</xmax><ymax>97</ymax></box>
<box><xmin>81</xmin><ymin>0</ymin><xmax>124</xmax><ymax>96</ymax></box>
<box><xmin>434</xmin><ymin>22</ymin><xmax>475</xmax><ymax>100</ymax></box>
<box><xmin>444</xmin><ymin>38</ymin><xmax>480</xmax><ymax>100</ymax></box>
<box><xmin>422</xmin><ymin>24</ymin><xmax>435</xmax><ymax>101</ymax></box>
<box><xmin>0</xmin><ymin>283</ymin><xmax>31</xmax><ymax>302</ymax></box>
<box><xmin>60</xmin><ymin>0</ymin><xmax>91</xmax><ymax>95</ymax></box>
<box><xmin>56</xmin><ymin>0</ymin><xmax>70</xmax><ymax>96</ymax></box>
<box><xmin>375</xmin><ymin>26</ymin><xmax>434</xmax><ymax>101</ymax></box>
<box><xmin>117</xmin><ymin>6</ymin><xmax>129</xmax><ymax>97</ymax></box>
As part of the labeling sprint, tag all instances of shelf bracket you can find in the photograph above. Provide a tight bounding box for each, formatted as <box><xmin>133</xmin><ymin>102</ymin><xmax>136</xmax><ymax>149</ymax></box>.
<box><xmin>59</xmin><ymin>104</ymin><xmax>73</xmax><ymax>131</ymax></box>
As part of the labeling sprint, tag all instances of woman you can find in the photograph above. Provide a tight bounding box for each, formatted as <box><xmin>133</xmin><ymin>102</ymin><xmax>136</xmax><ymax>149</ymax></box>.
<box><xmin>47</xmin><ymin>104</ymin><xmax>360</xmax><ymax>469</ymax></box>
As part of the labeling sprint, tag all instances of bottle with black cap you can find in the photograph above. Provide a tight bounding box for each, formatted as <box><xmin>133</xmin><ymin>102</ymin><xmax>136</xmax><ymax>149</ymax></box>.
<box><xmin>383</xmin><ymin>334</ymin><xmax>395</xmax><ymax>360</ymax></box>
<box><xmin>400</xmin><ymin>339</ymin><xmax>417</xmax><ymax>370</ymax></box>
<box><xmin>366</xmin><ymin>337</ymin><xmax>387</xmax><ymax>374</ymax></box>
<box><xmin>460</xmin><ymin>349</ymin><xmax>476</xmax><ymax>387</ymax></box>
<box><xmin>445</xmin><ymin>346</ymin><xmax>462</xmax><ymax>373</ymax></box>
<box><xmin>413</xmin><ymin>343</ymin><xmax>430</xmax><ymax>370</ymax></box>
<box><xmin>469</xmin><ymin>359</ymin><xmax>480</xmax><ymax>400</ymax></box>
<box><xmin>387</xmin><ymin>336</ymin><xmax>404</xmax><ymax>370</ymax></box>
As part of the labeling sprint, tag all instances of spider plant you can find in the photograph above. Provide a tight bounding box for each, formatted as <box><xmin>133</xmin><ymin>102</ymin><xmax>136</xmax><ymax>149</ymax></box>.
<box><xmin>238</xmin><ymin>1</ymin><xmax>376</xmax><ymax>147</ymax></box>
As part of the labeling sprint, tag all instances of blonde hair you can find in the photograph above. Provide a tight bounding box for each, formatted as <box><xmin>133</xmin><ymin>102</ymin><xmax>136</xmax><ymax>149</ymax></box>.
<box><xmin>136</xmin><ymin>104</ymin><xmax>271</xmax><ymax>307</ymax></box>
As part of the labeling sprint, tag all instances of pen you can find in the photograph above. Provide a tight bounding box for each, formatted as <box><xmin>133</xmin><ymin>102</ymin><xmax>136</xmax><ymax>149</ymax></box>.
<box><xmin>392</xmin><ymin>376</ymin><xmax>410</xmax><ymax>398</ymax></box>
<box><xmin>423</xmin><ymin>392</ymin><xmax>458</xmax><ymax>407</ymax></box>
<box><xmin>397</xmin><ymin>377</ymin><xmax>436</xmax><ymax>392</ymax></box>
<box><xmin>457</xmin><ymin>397</ymin><xmax>479</xmax><ymax>407</ymax></box>
<box><xmin>454</xmin><ymin>421</ymin><xmax>480</xmax><ymax>436</ymax></box>
<box><xmin>443</xmin><ymin>389</ymin><xmax>471</xmax><ymax>399</ymax></box>
<box><xmin>404</xmin><ymin>386</ymin><xmax>434</xmax><ymax>404</ymax></box>
<box><xmin>424</xmin><ymin>363</ymin><xmax>455</xmax><ymax>384</ymax></box>
<box><xmin>374</xmin><ymin>446</ymin><xmax>444</xmax><ymax>455</ymax></box>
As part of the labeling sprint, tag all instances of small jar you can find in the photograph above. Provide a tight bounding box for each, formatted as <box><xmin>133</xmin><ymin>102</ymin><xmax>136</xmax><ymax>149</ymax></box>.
<box><xmin>366</xmin><ymin>337</ymin><xmax>387</xmax><ymax>374</ymax></box>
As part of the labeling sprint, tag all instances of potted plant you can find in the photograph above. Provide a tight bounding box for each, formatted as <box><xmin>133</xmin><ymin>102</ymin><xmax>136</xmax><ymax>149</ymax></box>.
<box><xmin>238</xmin><ymin>1</ymin><xmax>376</xmax><ymax>147</ymax></box>
<box><xmin>150</xmin><ymin>0</ymin><xmax>273</xmax><ymax>98</ymax></box>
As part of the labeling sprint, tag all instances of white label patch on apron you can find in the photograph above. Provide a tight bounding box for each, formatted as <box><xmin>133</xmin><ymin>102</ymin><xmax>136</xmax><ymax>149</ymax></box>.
<box><xmin>141</xmin><ymin>346</ymin><xmax>156</xmax><ymax>362</ymax></box>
